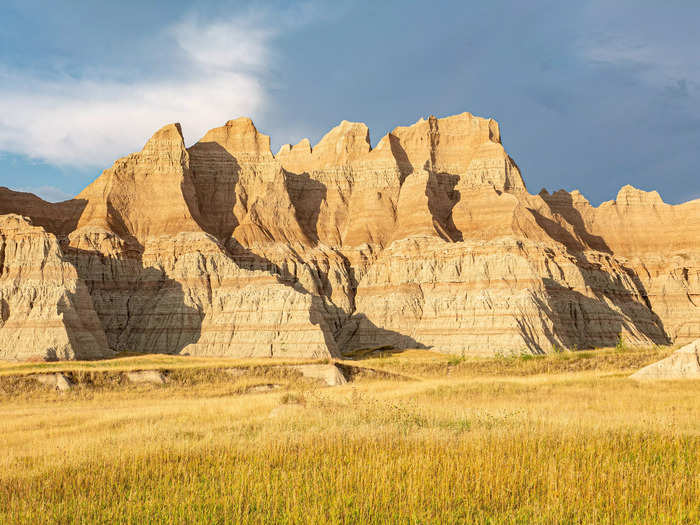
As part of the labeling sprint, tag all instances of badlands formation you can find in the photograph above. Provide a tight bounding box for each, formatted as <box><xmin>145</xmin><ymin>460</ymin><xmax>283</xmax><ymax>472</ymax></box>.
<box><xmin>0</xmin><ymin>113</ymin><xmax>698</xmax><ymax>361</ymax></box>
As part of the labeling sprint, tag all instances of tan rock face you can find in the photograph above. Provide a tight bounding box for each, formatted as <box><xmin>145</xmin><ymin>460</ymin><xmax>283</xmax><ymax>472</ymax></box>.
<box><xmin>34</xmin><ymin>373</ymin><xmax>74</xmax><ymax>391</ymax></box>
<box><xmin>0</xmin><ymin>215</ymin><xmax>110</xmax><ymax>360</ymax></box>
<box><xmin>538</xmin><ymin>185</ymin><xmax>700</xmax><ymax>345</ymax></box>
<box><xmin>75</xmin><ymin>123</ymin><xmax>202</xmax><ymax>242</ymax></box>
<box><xmin>293</xmin><ymin>364</ymin><xmax>347</xmax><ymax>386</ymax></box>
<box><xmin>126</xmin><ymin>370</ymin><xmax>168</xmax><ymax>385</ymax></box>
<box><xmin>631</xmin><ymin>339</ymin><xmax>700</xmax><ymax>380</ymax></box>
<box><xmin>0</xmin><ymin>111</ymin><xmax>697</xmax><ymax>360</ymax></box>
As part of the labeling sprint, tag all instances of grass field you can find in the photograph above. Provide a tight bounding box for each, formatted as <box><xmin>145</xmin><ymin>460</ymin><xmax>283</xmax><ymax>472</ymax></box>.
<box><xmin>1</xmin><ymin>347</ymin><xmax>698</xmax><ymax>524</ymax></box>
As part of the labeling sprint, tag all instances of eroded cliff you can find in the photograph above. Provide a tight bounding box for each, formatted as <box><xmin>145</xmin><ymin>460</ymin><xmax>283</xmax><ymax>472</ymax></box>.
<box><xmin>0</xmin><ymin>111</ymin><xmax>697</xmax><ymax>360</ymax></box>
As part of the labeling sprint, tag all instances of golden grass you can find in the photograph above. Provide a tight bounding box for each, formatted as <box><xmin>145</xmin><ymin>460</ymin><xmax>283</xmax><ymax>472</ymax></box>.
<box><xmin>345</xmin><ymin>344</ymin><xmax>678</xmax><ymax>378</ymax></box>
<box><xmin>0</xmin><ymin>353</ymin><xmax>325</xmax><ymax>377</ymax></box>
<box><xmin>0</xmin><ymin>348</ymin><xmax>698</xmax><ymax>523</ymax></box>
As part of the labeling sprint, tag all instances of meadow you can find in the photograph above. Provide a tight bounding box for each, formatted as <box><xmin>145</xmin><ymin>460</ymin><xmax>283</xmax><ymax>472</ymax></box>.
<box><xmin>0</xmin><ymin>347</ymin><xmax>698</xmax><ymax>524</ymax></box>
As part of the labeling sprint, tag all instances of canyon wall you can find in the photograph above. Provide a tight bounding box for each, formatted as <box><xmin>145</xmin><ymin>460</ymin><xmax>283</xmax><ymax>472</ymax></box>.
<box><xmin>0</xmin><ymin>112</ymin><xmax>697</xmax><ymax>360</ymax></box>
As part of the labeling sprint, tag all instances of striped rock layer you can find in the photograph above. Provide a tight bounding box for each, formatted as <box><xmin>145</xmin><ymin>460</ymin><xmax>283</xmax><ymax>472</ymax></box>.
<box><xmin>0</xmin><ymin>112</ymin><xmax>698</xmax><ymax>360</ymax></box>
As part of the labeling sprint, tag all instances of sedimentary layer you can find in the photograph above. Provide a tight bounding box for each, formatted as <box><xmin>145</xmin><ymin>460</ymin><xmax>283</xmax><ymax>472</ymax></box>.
<box><xmin>0</xmin><ymin>214</ymin><xmax>109</xmax><ymax>360</ymax></box>
<box><xmin>0</xmin><ymin>111</ymin><xmax>697</xmax><ymax>360</ymax></box>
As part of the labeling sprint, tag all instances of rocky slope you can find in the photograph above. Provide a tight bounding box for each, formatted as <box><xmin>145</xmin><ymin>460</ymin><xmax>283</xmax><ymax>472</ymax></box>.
<box><xmin>0</xmin><ymin>112</ymin><xmax>697</xmax><ymax>360</ymax></box>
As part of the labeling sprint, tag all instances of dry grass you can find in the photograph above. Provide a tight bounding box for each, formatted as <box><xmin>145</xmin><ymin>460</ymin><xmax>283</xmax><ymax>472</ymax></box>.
<box><xmin>345</xmin><ymin>344</ymin><xmax>678</xmax><ymax>377</ymax></box>
<box><xmin>0</xmin><ymin>353</ymin><xmax>325</xmax><ymax>377</ymax></box>
<box><xmin>0</xmin><ymin>347</ymin><xmax>698</xmax><ymax>523</ymax></box>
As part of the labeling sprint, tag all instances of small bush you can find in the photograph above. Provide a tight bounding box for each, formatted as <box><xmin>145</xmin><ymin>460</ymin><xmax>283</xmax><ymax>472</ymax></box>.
<box><xmin>551</xmin><ymin>343</ymin><xmax>565</xmax><ymax>354</ymax></box>
<box><xmin>615</xmin><ymin>334</ymin><xmax>627</xmax><ymax>352</ymax></box>
<box><xmin>447</xmin><ymin>351</ymin><xmax>466</xmax><ymax>366</ymax></box>
<box><xmin>280</xmin><ymin>392</ymin><xmax>306</xmax><ymax>405</ymax></box>
<box><xmin>438</xmin><ymin>417</ymin><xmax>472</xmax><ymax>433</ymax></box>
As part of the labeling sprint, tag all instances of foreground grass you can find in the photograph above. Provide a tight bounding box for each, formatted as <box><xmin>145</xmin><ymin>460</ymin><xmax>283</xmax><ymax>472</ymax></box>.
<box><xmin>0</xmin><ymin>350</ymin><xmax>698</xmax><ymax>523</ymax></box>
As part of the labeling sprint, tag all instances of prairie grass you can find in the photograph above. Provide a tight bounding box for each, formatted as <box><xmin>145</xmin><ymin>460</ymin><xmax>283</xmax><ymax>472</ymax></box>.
<box><xmin>0</xmin><ymin>353</ymin><xmax>325</xmax><ymax>377</ymax></box>
<box><xmin>347</xmin><ymin>344</ymin><xmax>677</xmax><ymax>378</ymax></box>
<box><xmin>0</xmin><ymin>348</ymin><xmax>698</xmax><ymax>524</ymax></box>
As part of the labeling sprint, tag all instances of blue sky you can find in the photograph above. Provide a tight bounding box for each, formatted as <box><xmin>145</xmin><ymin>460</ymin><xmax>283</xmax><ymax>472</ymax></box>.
<box><xmin>1</xmin><ymin>0</ymin><xmax>698</xmax><ymax>204</ymax></box>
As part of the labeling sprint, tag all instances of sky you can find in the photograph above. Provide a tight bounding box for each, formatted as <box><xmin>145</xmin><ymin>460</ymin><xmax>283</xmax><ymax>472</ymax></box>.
<box><xmin>0</xmin><ymin>0</ymin><xmax>698</xmax><ymax>204</ymax></box>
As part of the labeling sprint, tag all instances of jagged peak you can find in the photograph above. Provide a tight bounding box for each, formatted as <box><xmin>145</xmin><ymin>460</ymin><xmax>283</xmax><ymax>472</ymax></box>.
<box><xmin>488</xmin><ymin>118</ymin><xmax>501</xmax><ymax>143</ymax></box>
<box><xmin>315</xmin><ymin>120</ymin><xmax>370</xmax><ymax>146</ymax></box>
<box><xmin>311</xmin><ymin>120</ymin><xmax>371</xmax><ymax>164</ymax></box>
<box><xmin>569</xmin><ymin>190</ymin><xmax>590</xmax><ymax>205</ymax></box>
<box><xmin>338</xmin><ymin>119</ymin><xmax>365</xmax><ymax>128</ymax></box>
<box><xmin>141</xmin><ymin>123</ymin><xmax>185</xmax><ymax>153</ymax></box>
<box><xmin>292</xmin><ymin>138</ymin><xmax>312</xmax><ymax>153</ymax></box>
<box><xmin>195</xmin><ymin>117</ymin><xmax>273</xmax><ymax>159</ymax></box>
<box><xmin>276</xmin><ymin>138</ymin><xmax>313</xmax><ymax>167</ymax></box>
<box><xmin>392</xmin><ymin>115</ymin><xmax>428</xmax><ymax>133</ymax></box>
<box><xmin>537</xmin><ymin>188</ymin><xmax>592</xmax><ymax>208</ymax></box>
<box><xmin>224</xmin><ymin>116</ymin><xmax>255</xmax><ymax>127</ymax></box>
<box><xmin>191</xmin><ymin>111</ymin><xmax>506</xmax><ymax>166</ymax></box>
<box><xmin>615</xmin><ymin>185</ymin><xmax>664</xmax><ymax>206</ymax></box>
<box><xmin>389</xmin><ymin>112</ymin><xmax>502</xmax><ymax>144</ymax></box>
<box><xmin>152</xmin><ymin>122</ymin><xmax>184</xmax><ymax>139</ymax></box>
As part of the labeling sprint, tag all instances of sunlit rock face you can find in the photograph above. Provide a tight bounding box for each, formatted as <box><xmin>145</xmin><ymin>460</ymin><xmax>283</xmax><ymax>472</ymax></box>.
<box><xmin>0</xmin><ymin>111</ymin><xmax>697</xmax><ymax>360</ymax></box>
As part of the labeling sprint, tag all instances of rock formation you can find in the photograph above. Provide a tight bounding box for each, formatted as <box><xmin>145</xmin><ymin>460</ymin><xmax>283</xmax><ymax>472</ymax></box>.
<box><xmin>0</xmin><ymin>111</ymin><xmax>697</xmax><ymax>360</ymax></box>
<box><xmin>631</xmin><ymin>339</ymin><xmax>700</xmax><ymax>380</ymax></box>
<box><xmin>0</xmin><ymin>214</ymin><xmax>109</xmax><ymax>360</ymax></box>
<box><xmin>33</xmin><ymin>373</ymin><xmax>74</xmax><ymax>391</ymax></box>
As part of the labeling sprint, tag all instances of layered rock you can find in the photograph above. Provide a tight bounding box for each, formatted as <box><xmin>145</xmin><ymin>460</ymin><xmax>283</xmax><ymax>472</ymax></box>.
<box><xmin>340</xmin><ymin>238</ymin><xmax>669</xmax><ymax>355</ymax></box>
<box><xmin>538</xmin><ymin>185</ymin><xmax>700</xmax><ymax>344</ymax></box>
<box><xmin>0</xmin><ymin>111</ymin><xmax>697</xmax><ymax>360</ymax></box>
<box><xmin>74</xmin><ymin>123</ymin><xmax>203</xmax><ymax>241</ymax></box>
<box><xmin>34</xmin><ymin>124</ymin><xmax>338</xmax><ymax>359</ymax></box>
<box><xmin>0</xmin><ymin>214</ymin><xmax>109</xmax><ymax>360</ymax></box>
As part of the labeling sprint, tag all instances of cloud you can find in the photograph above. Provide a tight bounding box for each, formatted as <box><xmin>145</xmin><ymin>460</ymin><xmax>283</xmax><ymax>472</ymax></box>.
<box><xmin>0</xmin><ymin>11</ymin><xmax>276</xmax><ymax>167</ymax></box>
<box><xmin>584</xmin><ymin>37</ymin><xmax>698</xmax><ymax>91</ymax></box>
<box><xmin>173</xmin><ymin>13</ymin><xmax>273</xmax><ymax>72</ymax></box>
<box><xmin>18</xmin><ymin>185</ymin><xmax>73</xmax><ymax>202</ymax></box>
<box><xmin>578</xmin><ymin>4</ymin><xmax>700</xmax><ymax>97</ymax></box>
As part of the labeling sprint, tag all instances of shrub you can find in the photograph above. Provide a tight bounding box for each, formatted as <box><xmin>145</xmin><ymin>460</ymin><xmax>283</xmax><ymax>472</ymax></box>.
<box><xmin>615</xmin><ymin>334</ymin><xmax>627</xmax><ymax>352</ymax></box>
<box><xmin>280</xmin><ymin>392</ymin><xmax>306</xmax><ymax>405</ymax></box>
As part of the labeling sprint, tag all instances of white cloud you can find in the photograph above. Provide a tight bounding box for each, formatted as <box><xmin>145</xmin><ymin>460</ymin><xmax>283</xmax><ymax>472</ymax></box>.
<box><xmin>173</xmin><ymin>14</ymin><xmax>273</xmax><ymax>72</ymax></box>
<box><xmin>0</xmin><ymin>12</ymin><xmax>275</xmax><ymax>168</ymax></box>
<box><xmin>18</xmin><ymin>185</ymin><xmax>73</xmax><ymax>202</ymax></box>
